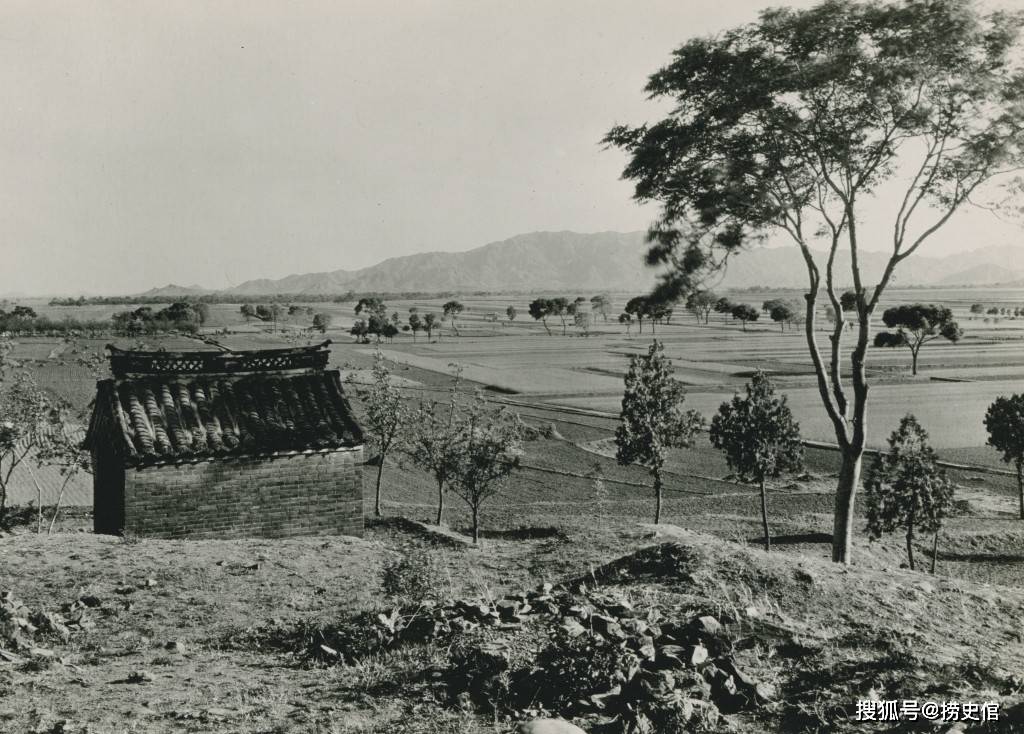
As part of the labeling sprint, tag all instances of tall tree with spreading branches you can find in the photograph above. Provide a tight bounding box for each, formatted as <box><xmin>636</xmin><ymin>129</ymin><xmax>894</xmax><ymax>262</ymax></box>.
<box><xmin>864</xmin><ymin>415</ymin><xmax>955</xmax><ymax>572</ymax></box>
<box><xmin>550</xmin><ymin>297</ymin><xmax>571</xmax><ymax>336</ymax></box>
<box><xmin>731</xmin><ymin>304</ymin><xmax>760</xmax><ymax>332</ymax></box>
<box><xmin>408</xmin><ymin>312</ymin><xmax>423</xmax><ymax>342</ymax></box>
<box><xmin>873</xmin><ymin>304</ymin><xmax>962</xmax><ymax>375</ymax></box>
<box><xmin>710</xmin><ymin>371</ymin><xmax>803</xmax><ymax>551</ymax></box>
<box><xmin>529</xmin><ymin>298</ymin><xmax>554</xmax><ymax>336</ymax></box>
<box><xmin>769</xmin><ymin>303</ymin><xmax>796</xmax><ymax>332</ymax></box>
<box><xmin>356</xmin><ymin>350</ymin><xmax>409</xmax><ymax>518</ymax></box>
<box><xmin>686</xmin><ymin>290</ymin><xmax>717</xmax><ymax>325</ymax></box>
<box><xmin>984</xmin><ymin>394</ymin><xmax>1024</xmax><ymax>520</ymax></box>
<box><xmin>443</xmin><ymin>300</ymin><xmax>465</xmax><ymax>337</ymax></box>
<box><xmin>616</xmin><ymin>340</ymin><xmax>704</xmax><ymax>524</ymax></box>
<box><xmin>606</xmin><ymin>0</ymin><xmax>1024</xmax><ymax>563</ymax></box>
<box><xmin>624</xmin><ymin>296</ymin><xmax>651</xmax><ymax>335</ymax></box>
<box><xmin>423</xmin><ymin>313</ymin><xmax>439</xmax><ymax>341</ymax></box>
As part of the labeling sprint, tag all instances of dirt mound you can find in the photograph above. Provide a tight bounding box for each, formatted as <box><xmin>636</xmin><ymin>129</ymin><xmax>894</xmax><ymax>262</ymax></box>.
<box><xmin>569</xmin><ymin>529</ymin><xmax>1024</xmax><ymax>732</ymax></box>
<box><xmin>262</xmin><ymin>527</ymin><xmax>1024</xmax><ymax>731</ymax></box>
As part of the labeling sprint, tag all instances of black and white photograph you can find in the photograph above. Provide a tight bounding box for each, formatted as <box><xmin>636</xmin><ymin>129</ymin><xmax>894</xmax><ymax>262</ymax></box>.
<box><xmin>2</xmin><ymin>0</ymin><xmax>1023</xmax><ymax>731</ymax></box>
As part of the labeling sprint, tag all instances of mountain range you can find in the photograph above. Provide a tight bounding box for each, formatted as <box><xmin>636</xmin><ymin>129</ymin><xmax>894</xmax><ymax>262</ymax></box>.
<box><xmin>138</xmin><ymin>231</ymin><xmax>1024</xmax><ymax>297</ymax></box>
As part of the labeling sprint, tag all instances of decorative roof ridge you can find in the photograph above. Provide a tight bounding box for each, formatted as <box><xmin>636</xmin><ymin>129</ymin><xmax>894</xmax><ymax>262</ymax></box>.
<box><xmin>106</xmin><ymin>341</ymin><xmax>332</xmax><ymax>379</ymax></box>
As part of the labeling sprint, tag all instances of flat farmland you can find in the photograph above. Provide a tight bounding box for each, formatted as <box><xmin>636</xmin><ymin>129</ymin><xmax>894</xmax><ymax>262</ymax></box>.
<box><xmin>8</xmin><ymin>285</ymin><xmax>1024</xmax><ymax>512</ymax></box>
<box><xmin>14</xmin><ymin>287</ymin><xmax>1024</xmax><ymax>453</ymax></box>
<box><xmin>363</xmin><ymin>289</ymin><xmax>1024</xmax><ymax>456</ymax></box>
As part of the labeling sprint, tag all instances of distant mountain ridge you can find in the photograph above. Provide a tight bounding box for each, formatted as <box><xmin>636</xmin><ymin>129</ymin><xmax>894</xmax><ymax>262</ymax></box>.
<box><xmin>138</xmin><ymin>232</ymin><xmax>1024</xmax><ymax>297</ymax></box>
<box><xmin>138</xmin><ymin>283</ymin><xmax>213</xmax><ymax>297</ymax></box>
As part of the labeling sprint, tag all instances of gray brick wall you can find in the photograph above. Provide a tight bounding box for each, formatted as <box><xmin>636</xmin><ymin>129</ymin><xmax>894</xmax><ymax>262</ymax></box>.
<box><xmin>121</xmin><ymin>448</ymin><xmax>364</xmax><ymax>539</ymax></box>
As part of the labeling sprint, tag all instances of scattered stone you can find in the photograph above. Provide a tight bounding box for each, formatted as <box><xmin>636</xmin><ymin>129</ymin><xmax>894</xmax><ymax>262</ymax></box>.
<box><xmin>344</xmin><ymin>577</ymin><xmax>776</xmax><ymax>732</ymax></box>
<box><xmin>621</xmin><ymin>618</ymin><xmax>649</xmax><ymax>636</ymax></box>
<box><xmin>637</xmin><ymin>638</ymin><xmax>656</xmax><ymax>661</ymax></box>
<box><xmin>560</xmin><ymin>618</ymin><xmax>587</xmax><ymax>638</ymax></box>
<box><xmin>516</xmin><ymin>719</ymin><xmax>588</xmax><ymax>734</ymax></box>
<box><xmin>0</xmin><ymin>649</ymin><xmax>24</xmax><ymax>663</ymax></box>
<box><xmin>144</xmin><ymin>578</ymin><xmax>158</xmax><ymax>588</ymax></box>
<box><xmin>496</xmin><ymin>600</ymin><xmax>520</xmax><ymax>619</ymax></box>
<box><xmin>659</xmin><ymin>644</ymin><xmax>686</xmax><ymax>665</ymax></box>
<box><xmin>78</xmin><ymin>595</ymin><xmax>102</xmax><ymax>608</ymax></box>
<box><xmin>689</xmin><ymin>643</ymin><xmax>709</xmax><ymax>666</ymax></box>
<box><xmin>127</xmin><ymin>670</ymin><xmax>154</xmax><ymax>684</ymax></box>
<box><xmin>164</xmin><ymin>640</ymin><xmax>187</xmax><ymax>654</ymax></box>
<box><xmin>694</xmin><ymin>615</ymin><xmax>722</xmax><ymax>636</ymax></box>
<box><xmin>754</xmin><ymin>681</ymin><xmax>776</xmax><ymax>702</ymax></box>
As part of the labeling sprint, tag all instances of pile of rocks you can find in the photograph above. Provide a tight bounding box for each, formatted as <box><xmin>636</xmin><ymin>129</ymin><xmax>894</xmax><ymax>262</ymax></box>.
<box><xmin>357</xmin><ymin>582</ymin><xmax>777</xmax><ymax>731</ymax></box>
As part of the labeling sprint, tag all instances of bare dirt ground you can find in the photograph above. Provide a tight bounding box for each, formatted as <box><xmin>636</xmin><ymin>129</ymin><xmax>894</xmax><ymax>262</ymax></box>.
<box><xmin>3</xmin><ymin>518</ymin><xmax>1023</xmax><ymax>733</ymax></box>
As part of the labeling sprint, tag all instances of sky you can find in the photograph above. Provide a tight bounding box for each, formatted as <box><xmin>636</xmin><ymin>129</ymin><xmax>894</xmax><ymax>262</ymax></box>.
<box><xmin>1</xmin><ymin>0</ymin><xmax>1022</xmax><ymax>295</ymax></box>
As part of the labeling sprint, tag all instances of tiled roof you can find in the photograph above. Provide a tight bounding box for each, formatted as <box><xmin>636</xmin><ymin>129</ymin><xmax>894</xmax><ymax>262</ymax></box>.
<box><xmin>84</xmin><ymin>344</ymin><xmax>363</xmax><ymax>465</ymax></box>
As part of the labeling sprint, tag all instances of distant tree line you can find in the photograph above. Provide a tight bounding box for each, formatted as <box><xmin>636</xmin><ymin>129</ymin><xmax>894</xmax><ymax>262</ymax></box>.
<box><xmin>0</xmin><ymin>305</ymin><xmax>110</xmax><ymax>336</ymax></box>
<box><xmin>969</xmin><ymin>303</ymin><xmax>1024</xmax><ymax>318</ymax></box>
<box><xmin>47</xmin><ymin>288</ymin><xmax>623</xmax><ymax>308</ymax></box>
<box><xmin>111</xmin><ymin>302</ymin><xmax>209</xmax><ymax>336</ymax></box>
<box><xmin>528</xmin><ymin>296</ymin><xmax>609</xmax><ymax>335</ymax></box>
<box><xmin>49</xmin><ymin>293</ymin><xmax>350</xmax><ymax>306</ymax></box>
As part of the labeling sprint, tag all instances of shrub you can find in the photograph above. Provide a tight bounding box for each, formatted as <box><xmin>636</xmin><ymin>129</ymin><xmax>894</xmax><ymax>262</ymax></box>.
<box><xmin>380</xmin><ymin>552</ymin><xmax>450</xmax><ymax>607</ymax></box>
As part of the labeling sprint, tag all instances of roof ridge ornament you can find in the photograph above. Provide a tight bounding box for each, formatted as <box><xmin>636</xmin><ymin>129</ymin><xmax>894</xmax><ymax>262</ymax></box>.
<box><xmin>104</xmin><ymin>341</ymin><xmax>333</xmax><ymax>378</ymax></box>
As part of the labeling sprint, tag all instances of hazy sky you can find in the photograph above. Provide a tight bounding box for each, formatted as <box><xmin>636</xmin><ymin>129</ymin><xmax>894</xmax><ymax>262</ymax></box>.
<box><xmin>2</xmin><ymin>0</ymin><xmax>1021</xmax><ymax>295</ymax></box>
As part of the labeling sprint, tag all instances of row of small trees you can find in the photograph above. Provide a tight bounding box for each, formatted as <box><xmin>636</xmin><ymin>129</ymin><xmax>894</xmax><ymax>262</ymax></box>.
<box><xmin>528</xmin><ymin>296</ymin><xmax>612</xmax><ymax>335</ymax></box>
<box><xmin>615</xmin><ymin>296</ymin><xmax>674</xmax><ymax>335</ymax></box>
<box><xmin>969</xmin><ymin>304</ymin><xmax>1024</xmax><ymax>318</ymax></box>
<box><xmin>356</xmin><ymin>352</ymin><xmax>523</xmax><ymax>543</ymax></box>
<box><xmin>354</xmin><ymin>298</ymin><xmax>464</xmax><ymax>343</ymax></box>
<box><xmin>240</xmin><ymin>303</ymin><xmax>331</xmax><ymax>333</ymax></box>
<box><xmin>614</xmin><ymin>339</ymin><xmax>1024</xmax><ymax>572</ymax></box>
<box><xmin>615</xmin><ymin>342</ymin><xmax>801</xmax><ymax>546</ymax></box>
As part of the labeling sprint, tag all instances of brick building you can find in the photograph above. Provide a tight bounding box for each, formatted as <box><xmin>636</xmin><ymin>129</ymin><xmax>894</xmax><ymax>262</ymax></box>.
<box><xmin>83</xmin><ymin>341</ymin><xmax>364</xmax><ymax>539</ymax></box>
